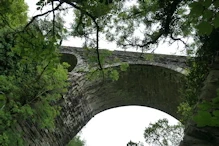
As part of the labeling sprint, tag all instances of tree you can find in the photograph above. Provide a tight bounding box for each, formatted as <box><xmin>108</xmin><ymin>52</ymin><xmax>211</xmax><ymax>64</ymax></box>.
<box><xmin>0</xmin><ymin>1</ymin><xmax>69</xmax><ymax>145</ymax></box>
<box><xmin>67</xmin><ymin>136</ymin><xmax>86</xmax><ymax>146</ymax></box>
<box><xmin>144</xmin><ymin>119</ymin><xmax>184</xmax><ymax>146</ymax></box>
<box><xmin>127</xmin><ymin>140</ymin><xmax>144</xmax><ymax>146</ymax></box>
<box><xmin>0</xmin><ymin>0</ymin><xmax>28</xmax><ymax>28</ymax></box>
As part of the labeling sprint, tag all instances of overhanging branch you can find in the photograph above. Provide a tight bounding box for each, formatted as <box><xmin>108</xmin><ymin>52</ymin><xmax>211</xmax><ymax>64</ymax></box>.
<box><xmin>24</xmin><ymin>2</ymin><xmax>63</xmax><ymax>29</ymax></box>
<box><xmin>62</xmin><ymin>0</ymin><xmax>103</xmax><ymax>71</ymax></box>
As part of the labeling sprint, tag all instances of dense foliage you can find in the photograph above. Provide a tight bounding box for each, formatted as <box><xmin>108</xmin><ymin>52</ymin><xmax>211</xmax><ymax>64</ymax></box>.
<box><xmin>67</xmin><ymin>136</ymin><xmax>85</xmax><ymax>146</ymax></box>
<box><xmin>127</xmin><ymin>119</ymin><xmax>184</xmax><ymax>146</ymax></box>
<box><xmin>144</xmin><ymin>119</ymin><xmax>184</xmax><ymax>146</ymax></box>
<box><xmin>0</xmin><ymin>0</ymin><xmax>28</xmax><ymax>28</ymax></box>
<box><xmin>0</xmin><ymin>1</ymin><xmax>69</xmax><ymax>145</ymax></box>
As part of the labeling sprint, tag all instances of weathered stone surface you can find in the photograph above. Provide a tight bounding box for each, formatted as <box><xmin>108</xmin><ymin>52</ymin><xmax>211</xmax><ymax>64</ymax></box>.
<box><xmin>180</xmin><ymin>66</ymin><xmax>219</xmax><ymax>146</ymax></box>
<box><xmin>22</xmin><ymin>46</ymin><xmax>189</xmax><ymax>145</ymax></box>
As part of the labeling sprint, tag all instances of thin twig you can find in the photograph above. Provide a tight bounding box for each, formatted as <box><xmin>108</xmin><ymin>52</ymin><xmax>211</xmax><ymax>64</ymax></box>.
<box><xmin>24</xmin><ymin>2</ymin><xmax>63</xmax><ymax>29</ymax></box>
<box><xmin>52</xmin><ymin>1</ymin><xmax>56</xmax><ymax>38</ymax></box>
<box><xmin>170</xmin><ymin>33</ymin><xmax>188</xmax><ymax>47</ymax></box>
<box><xmin>35</xmin><ymin>62</ymin><xmax>50</xmax><ymax>83</ymax></box>
<box><xmin>63</xmin><ymin>1</ymin><xmax>104</xmax><ymax>76</ymax></box>
<box><xmin>122</xmin><ymin>30</ymin><xmax>163</xmax><ymax>48</ymax></box>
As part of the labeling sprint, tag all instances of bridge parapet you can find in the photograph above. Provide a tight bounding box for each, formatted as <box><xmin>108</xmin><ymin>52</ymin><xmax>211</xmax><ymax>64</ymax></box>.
<box><xmin>60</xmin><ymin>46</ymin><xmax>189</xmax><ymax>74</ymax></box>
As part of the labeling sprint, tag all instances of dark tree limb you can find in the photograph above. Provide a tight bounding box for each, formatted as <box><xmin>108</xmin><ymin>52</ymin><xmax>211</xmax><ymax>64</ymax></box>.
<box><xmin>52</xmin><ymin>1</ymin><xmax>56</xmax><ymax>38</ymax></box>
<box><xmin>62</xmin><ymin>0</ymin><xmax>103</xmax><ymax>71</ymax></box>
<box><xmin>170</xmin><ymin>33</ymin><xmax>188</xmax><ymax>47</ymax></box>
<box><xmin>121</xmin><ymin>29</ymin><xmax>163</xmax><ymax>48</ymax></box>
<box><xmin>120</xmin><ymin>0</ymin><xmax>185</xmax><ymax>51</ymax></box>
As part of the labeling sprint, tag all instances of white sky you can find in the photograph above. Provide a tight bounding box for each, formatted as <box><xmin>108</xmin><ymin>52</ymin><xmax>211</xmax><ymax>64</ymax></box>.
<box><xmin>80</xmin><ymin>106</ymin><xmax>178</xmax><ymax>146</ymax></box>
<box><xmin>25</xmin><ymin>1</ymin><xmax>182</xmax><ymax>146</ymax></box>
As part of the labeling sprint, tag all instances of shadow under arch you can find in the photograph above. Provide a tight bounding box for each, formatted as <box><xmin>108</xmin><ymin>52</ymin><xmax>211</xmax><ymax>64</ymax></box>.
<box><xmin>87</xmin><ymin>64</ymin><xmax>186</xmax><ymax>120</ymax></box>
<box><xmin>60</xmin><ymin>53</ymin><xmax>77</xmax><ymax>72</ymax></box>
<box><xmin>52</xmin><ymin>63</ymin><xmax>187</xmax><ymax>145</ymax></box>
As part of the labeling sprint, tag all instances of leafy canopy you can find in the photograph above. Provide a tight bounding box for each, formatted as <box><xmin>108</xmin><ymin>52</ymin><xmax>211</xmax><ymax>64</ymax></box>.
<box><xmin>67</xmin><ymin>136</ymin><xmax>86</xmax><ymax>146</ymax></box>
<box><xmin>144</xmin><ymin>119</ymin><xmax>184</xmax><ymax>146</ymax></box>
<box><xmin>0</xmin><ymin>0</ymin><xmax>28</xmax><ymax>28</ymax></box>
<box><xmin>0</xmin><ymin>1</ymin><xmax>69</xmax><ymax>145</ymax></box>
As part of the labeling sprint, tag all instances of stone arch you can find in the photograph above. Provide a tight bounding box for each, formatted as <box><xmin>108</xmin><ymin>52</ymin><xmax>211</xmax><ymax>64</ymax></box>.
<box><xmin>55</xmin><ymin>63</ymin><xmax>186</xmax><ymax>145</ymax></box>
<box><xmin>86</xmin><ymin>64</ymin><xmax>186</xmax><ymax>121</ymax></box>
<box><xmin>59</xmin><ymin>47</ymin><xmax>89</xmax><ymax>72</ymax></box>
<box><xmin>60</xmin><ymin>53</ymin><xmax>77</xmax><ymax>72</ymax></box>
<box><xmin>20</xmin><ymin>62</ymin><xmax>187</xmax><ymax>146</ymax></box>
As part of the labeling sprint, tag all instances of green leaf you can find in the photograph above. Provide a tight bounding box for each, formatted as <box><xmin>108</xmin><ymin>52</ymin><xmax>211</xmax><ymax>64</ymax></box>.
<box><xmin>202</xmin><ymin>0</ymin><xmax>212</xmax><ymax>8</ymax></box>
<box><xmin>198</xmin><ymin>101</ymin><xmax>212</xmax><ymax>110</ymax></box>
<box><xmin>144</xmin><ymin>54</ymin><xmax>154</xmax><ymax>61</ymax></box>
<box><xmin>0</xmin><ymin>94</ymin><xmax>6</xmax><ymax>109</ymax></box>
<box><xmin>120</xmin><ymin>63</ymin><xmax>129</xmax><ymax>71</ymax></box>
<box><xmin>213</xmin><ymin>110</ymin><xmax>219</xmax><ymax>117</ymax></box>
<box><xmin>210</xmin><ymin>117</ymin><xmax>219</xmax><ymax>126</ymax></box>
<box><xmin>67</xmin><ymin>136</ymin><xmax>85</xmax><ymax>146</ymax></box>
<box><xmin>189</xmin><ymin>2</ymin><xmax>204</xmax><ymax>16</ymax></box>
<box><xmin>110</xmin><ymin>70</ymin><xmax>119</xmax><ymax>81</ymax></box>
<box><xmin>212</xmin><ymin>97</ymin><xmax>219</xmax><ymax>104</ymax></box>
<box><xmin>196</xmin><ymin>21</ymin><xmax>213</xmax><ymax>35</ymax></box>
<box><xmin>203</xmin><ymin>10</ymin><xmax>213</xmax><ymax>20</ymax></box>
<box><xmin>193</xmin><ymin>111</ymin><xmax>212</xmax><ymax>127</ymax></box>
<box><xmin>0</xmin><ymin>94</ymin><xmax>5</xmax><ymax>100</ymax></box>
<box><xmin>213</xmin><ymin>14</ymin><xmax>219</xmax><ymax>28</ymax></box>
<box><xmin>214</xmin><ymin>0</ymin><xmax>219</xmax><ymax>7</ymax></box>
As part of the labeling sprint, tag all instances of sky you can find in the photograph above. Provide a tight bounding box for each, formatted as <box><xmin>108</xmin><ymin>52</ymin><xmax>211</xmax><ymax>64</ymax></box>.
<box><xmin>25</xmin><ymin>0</ymin><xmax>187</xmax><ymax>55</ymax></box>
<box><xmin>25</xmin><ymin>1</ymin><xmax>182</xmax><ymax>146</ymax></box>
<box><xmin>79</xmin><ymin>106</ymin><xmax>179</xmax><ymax>146</ymax></box>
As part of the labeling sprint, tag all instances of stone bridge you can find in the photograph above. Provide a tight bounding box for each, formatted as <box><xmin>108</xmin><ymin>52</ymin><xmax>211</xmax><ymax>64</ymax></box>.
<box><xmin>22</xmin><ymin>46</ymin><xmax>189</xmax><ymax>145</ymax></box>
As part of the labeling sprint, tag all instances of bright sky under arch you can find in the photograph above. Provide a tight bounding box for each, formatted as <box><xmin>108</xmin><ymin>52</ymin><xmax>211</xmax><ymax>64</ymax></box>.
<box><xmin>79</xmin><ymin>106</ymin><xmax>179</xmax><ymax>146</ymax></box>
<box><xmin>24</xmin><ymin>1</ymin><xmax>183</xmax><ymax>146</ymax></box>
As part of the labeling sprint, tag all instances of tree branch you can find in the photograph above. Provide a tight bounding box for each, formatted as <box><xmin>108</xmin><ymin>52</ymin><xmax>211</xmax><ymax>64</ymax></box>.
<box><xmin>121</xmin><ymin>29</ymin><xmax>163</xmax><ymax>48</ymax></box>
<box><xmin>24</xmin><ymin>2</ymin><xmax>63</xmax><ymax>29</ymax></box>
<box><xmin>62</xmin><ymin>0</ymin><xmax>104</xmax><ymax>72</ymax></box>
<box><xmin>170</xmin><ymin>33</ymin><xmax>188</xmax><ymax>47</ymax></box>
<box><xmin>52</xmin><ymin>1</ymin><xmax>56</xmax><ymax>38</ymax></box>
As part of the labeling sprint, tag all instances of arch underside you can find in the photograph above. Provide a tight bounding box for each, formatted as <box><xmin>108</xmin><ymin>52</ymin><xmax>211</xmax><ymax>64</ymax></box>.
<box><xmin>48</xmin><ymin>64</ymin><xmax>186</xmax><ymax>145</ymax></box>
<box><xmin>86</xmin><ymin>64</ymin><xmax>186</xmax><ymax>120</ymax></box>
<box><xmin>60</xmin><ymin>53</ymin><xmax>77</xmax><ymax>72</ymax></box>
